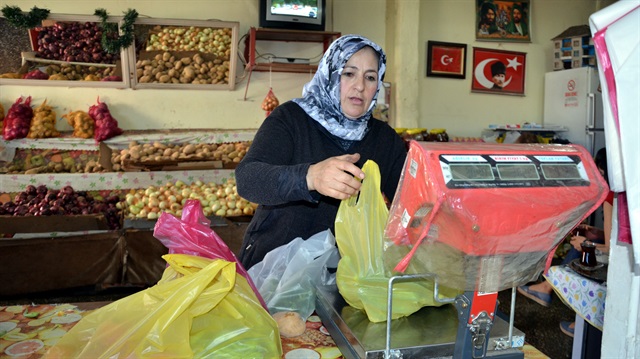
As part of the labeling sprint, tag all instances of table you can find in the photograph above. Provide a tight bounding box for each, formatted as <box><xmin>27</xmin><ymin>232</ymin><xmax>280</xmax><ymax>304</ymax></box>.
<box><xmin>0</xmin><ymin>302</ymin><xmax>344</xmax><ymax>359</ymax></box>
<box><xmin>545</xmin><ymin>264</ymin><xmax>607</xmax><ymax>358</ymax></box>
<box><xmin>0</xmin><ymin>301</ymin><xmax>549</xmax><ymax>358</ymax></box>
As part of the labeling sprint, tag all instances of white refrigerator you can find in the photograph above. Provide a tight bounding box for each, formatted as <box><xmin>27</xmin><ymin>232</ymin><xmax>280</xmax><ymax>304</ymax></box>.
<box><xmin>543</xmin><ymin>67</ymin><xmax>605</xmax><ymax>157</ymax></box>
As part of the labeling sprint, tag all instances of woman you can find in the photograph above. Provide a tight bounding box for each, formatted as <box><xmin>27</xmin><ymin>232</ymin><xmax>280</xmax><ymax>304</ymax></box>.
<box><xmin>236</xmin><ymin>35</ymin><xmax>407</xmax><ymax>270</ymax></box>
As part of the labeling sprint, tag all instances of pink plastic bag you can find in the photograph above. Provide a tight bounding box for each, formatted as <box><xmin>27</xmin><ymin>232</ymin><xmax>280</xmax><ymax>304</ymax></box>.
<box><xmin>153</xmin><ymin>199</ymin><xmax>267</xmax><ymax>309</ymax></box>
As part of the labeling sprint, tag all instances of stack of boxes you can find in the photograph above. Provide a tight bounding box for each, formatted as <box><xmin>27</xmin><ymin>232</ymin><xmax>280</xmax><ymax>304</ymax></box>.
<box><xmin>552</xmin><ymin>25</ymin><xmax>596</xmax><ymax>70</ymax></box>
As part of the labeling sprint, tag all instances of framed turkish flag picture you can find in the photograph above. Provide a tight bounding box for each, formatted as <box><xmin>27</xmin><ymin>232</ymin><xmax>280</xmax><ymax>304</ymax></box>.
<box><xmin>471</xmin><ymin>47</ymin><xmax>527</xmax><ymax>96</ymax></box>
<box><xmin>426</xmin><ymin>41</ymin><xmax>467</xmax><ymax>79</ymax></box>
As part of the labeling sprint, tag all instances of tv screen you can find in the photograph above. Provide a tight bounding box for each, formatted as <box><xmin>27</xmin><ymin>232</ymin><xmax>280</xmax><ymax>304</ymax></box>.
<box><xmin>260</xmin><ymin>0</ymin><xmax>326</xmax><ymax>31</ymax></box>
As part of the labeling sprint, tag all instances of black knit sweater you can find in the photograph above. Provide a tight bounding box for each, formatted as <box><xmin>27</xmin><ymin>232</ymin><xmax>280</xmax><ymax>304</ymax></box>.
<box><xmin>236</xmin><ymin>101</ymin><xmax>407</xmax><ymax>269</ymax></box>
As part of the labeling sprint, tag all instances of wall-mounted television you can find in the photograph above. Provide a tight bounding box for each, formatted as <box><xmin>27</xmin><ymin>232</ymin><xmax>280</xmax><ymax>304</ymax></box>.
<box><xmin>260</xmin><ymin>0</ymin><xmax>326</xmax><ymax>31</ymax></box>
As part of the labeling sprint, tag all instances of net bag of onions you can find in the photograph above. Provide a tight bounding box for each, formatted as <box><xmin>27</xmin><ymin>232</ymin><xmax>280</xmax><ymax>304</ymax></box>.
<box><xmin>3</xmin><ymin>96</ymin><xmax>33</xmax><ymax>141</ymax></box>
<box><xmin>261</xmin><ymin>87</ymin><xmax>279</xmax><ymax>117</ymax></box>
<box><xmin>88</xmin><ymin>97</ymin><xmax>123</xmax><ymax>142</ymax></box>
<box><xmin>63</xmin><ymin>110</ymin><xmax>95</xmax><ymax>139</ymax></box>
<box><xmin>27</xmin><ymin>100</ymin><xmax>60</xmax><ymax>138</ymax></box>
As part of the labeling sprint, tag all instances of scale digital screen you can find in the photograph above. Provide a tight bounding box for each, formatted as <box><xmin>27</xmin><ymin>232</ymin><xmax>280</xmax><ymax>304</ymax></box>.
<box><xmin>497</xmin><ymin>164</ymin><xmax>539</xmax><ymax>180</ymax></box>
<box><xmin>450</xmin><ymin>164</ymin><xmax>494</xmax><ymax>181</ymax></box>
<box><xmin>439</xmin><ymin>154</ymin><xmax>590</xmax><ymax>189</ymax></box>
<box><xmin>541</xmin><ymin>164</ymin><xmax>582</xmax><ymax>180</ymax></box>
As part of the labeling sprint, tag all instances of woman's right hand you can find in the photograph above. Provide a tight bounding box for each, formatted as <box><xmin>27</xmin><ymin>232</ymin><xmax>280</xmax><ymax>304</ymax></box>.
<box><xmin>307</xmin><ymin>153</ymin><xmax>365</xmax><ymax>200</ymax></box>
<box><xmin>570</xmin><ymin>234</ymin><xmax>586</xmax><ymax>251</ymax></box>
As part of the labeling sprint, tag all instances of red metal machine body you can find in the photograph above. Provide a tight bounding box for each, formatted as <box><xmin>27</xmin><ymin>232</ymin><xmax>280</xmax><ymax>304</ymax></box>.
<box><xmin>384</xmin><ymin>141</ymin><xmax>609</xmax><ymax>292</ymax></box>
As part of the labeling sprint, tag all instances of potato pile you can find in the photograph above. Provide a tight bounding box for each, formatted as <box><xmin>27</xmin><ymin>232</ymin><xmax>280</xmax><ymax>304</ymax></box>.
<box><xmin>42</xmin><ymin>63</ymin><xmax>117</xmax><ymax>81</ymax></box>
<box><xmin>63</xmin><ymin>110</ymin><xmax>95</xmax><ymax>139</ymax></box>
<box><xmin>27</xmin><ymin>100</ymin><xmax>60</xmax><ymax>138</ymax></box>
<box><xmin>0</xmin><ymin>73</ymin><xmax>23</xmax><ymax>79</ymax></box>
<box><xmin>136</xmin><ymin>51</ymin><xmax>230</xmax><ymax>85</ymax></box>
<box><xmin>20</xmin><ymin>159</ymin><xmax>104</xmax><ymax>175</ymax></box>
<box><xmin>110</xmin><ymin>141</ymin><xmax>251</xmax><ymax>171</ymax></box>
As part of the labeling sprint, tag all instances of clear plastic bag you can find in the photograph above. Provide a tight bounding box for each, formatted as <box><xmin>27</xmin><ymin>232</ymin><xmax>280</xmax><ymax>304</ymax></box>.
<box><xmin>248</xmin><ymin>229</ymin><xmax>339</xmax><ymax>319</ymax></box>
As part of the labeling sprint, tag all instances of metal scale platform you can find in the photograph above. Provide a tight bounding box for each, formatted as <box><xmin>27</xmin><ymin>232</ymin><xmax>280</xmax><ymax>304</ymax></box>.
<box><xmin>315</xmin><ymin>284</ymin><xmax>524</xmax><ymax>359</ymax></box>
<box><xmin>316</xmin><ymin>142</ymin><xmax>609</xmax><ymax>359</ymax></box>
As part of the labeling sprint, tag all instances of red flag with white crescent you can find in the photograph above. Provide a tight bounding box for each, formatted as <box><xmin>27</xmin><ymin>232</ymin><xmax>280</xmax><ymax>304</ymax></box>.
<box><xmin>472</xmin><ymin>48</ymin><xmax>527</xmax><ymax>94</ymax></box>
<box><xmin>430</xmin><ymin>46</ymin><xmax>464</xmax><ymax>75</ymax></box>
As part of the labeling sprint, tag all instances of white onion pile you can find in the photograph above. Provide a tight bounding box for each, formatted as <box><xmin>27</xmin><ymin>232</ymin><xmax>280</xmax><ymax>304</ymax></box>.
<box><xmin>119</xmin><ymin>179</ymin><xmax>256</xmax><ymax>220</ymax></box>
<box><xmin>146</xmin><ymin>27</ymin><xmax>233</xmax><ymax>61</ymax></box>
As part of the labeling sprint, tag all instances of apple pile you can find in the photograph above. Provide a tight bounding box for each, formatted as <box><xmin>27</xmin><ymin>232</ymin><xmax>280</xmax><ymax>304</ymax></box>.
<box><xmin>120</xmin><ymin>178</ymin><xmax>256</xmax><ymax>220</ymax></box>
<box><xmin>0</xmin><ymin>185</ymin><xmax>122</xmax><ymax>229</ymax></box>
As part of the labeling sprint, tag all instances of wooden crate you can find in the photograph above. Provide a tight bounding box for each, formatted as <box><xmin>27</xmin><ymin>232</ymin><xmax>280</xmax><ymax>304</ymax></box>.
<box><xmin>130</xmin><ymin>18</ymin><xmax>239</xmax><ymax>90</ymax></box>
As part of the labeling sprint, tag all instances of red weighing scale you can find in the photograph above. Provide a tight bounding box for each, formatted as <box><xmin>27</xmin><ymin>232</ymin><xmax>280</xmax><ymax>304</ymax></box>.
<box><xmin>315</xmin><ymin>141</ymin><xmax>608</xmax><ymax>359</ymax></box>
<box><xmin>382</xmin><ymin>141</ymin><xmax>609</xmax><ymax>358</ymax></box>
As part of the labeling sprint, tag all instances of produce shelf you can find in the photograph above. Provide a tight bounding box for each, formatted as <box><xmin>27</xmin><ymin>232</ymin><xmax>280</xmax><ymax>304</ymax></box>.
<box><xmin>21</xmin><ymin>51</ymin><xmax>116</xmax><ymax>68</ymax></box>
<box><xmin>1</xmin><ymin>129</ymin><xmax>257</xmax><ymax>150</ymax></box>
<box><xmin>129</xmin><ymin>18</ymin><xmax>239</xmax><ymax>91</ymax></box>
<box><xmin>0</xmin><ymin>169</ymin><xmax>236</xmax><ymax>193</ymax></box>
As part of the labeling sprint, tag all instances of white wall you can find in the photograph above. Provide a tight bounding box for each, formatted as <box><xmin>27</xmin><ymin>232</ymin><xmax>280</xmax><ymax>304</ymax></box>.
<box><xmin>415</xmin><ymin>0</ymin><xmax>613</xmax><ymax>137</ymax></box>
<box><xmin>0</xmin><ymin>0</ymin><xmax>614</xmax><ymax>136</ymax></box>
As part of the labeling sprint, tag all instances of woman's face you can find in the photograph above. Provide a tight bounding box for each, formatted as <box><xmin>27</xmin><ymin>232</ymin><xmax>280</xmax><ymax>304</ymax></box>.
<box><xmin>340</xmin><ymin>47</ymin><xmax>379</xmax><ymax>119</ymax></box>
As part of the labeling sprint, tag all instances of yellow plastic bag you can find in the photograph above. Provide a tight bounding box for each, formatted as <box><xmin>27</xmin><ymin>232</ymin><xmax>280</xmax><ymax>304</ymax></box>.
<box><xmin>44</xmin><ymin>254</ymin><xmax>282</xmax><ymax>359</ymax></box>
<box><xmin>335</xmin><ymin>160</ymin><xmax>458</xmax><ymax>323</ymax></box>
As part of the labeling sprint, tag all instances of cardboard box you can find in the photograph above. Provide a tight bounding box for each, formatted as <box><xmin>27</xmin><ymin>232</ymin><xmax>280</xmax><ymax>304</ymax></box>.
<box><xmin>0</xmin><ymin>231</ymin><xmax>125</xmax><ymax>296</ymax></box>
<box><xmin>123</xmin><ymin>214</ymin><xmax>250</xmax><ymax>230</ymax></box>
<box><xmin>122</xmin><ymin>220</ymin><xmax>249</xmax><ymax>285</ymax></box>
<box><xmin>121</xmin><ymin>158</ymin><xmax>224</xmax><ymax>172</ymax></box>
<box><xmin>0</xmin><ymin>213</ymin><xmax>110</xmax><ymax>233</ymax></box>
<box><xmin>122</xmin><ymin>229</ymin><xmax>168</xmax><ymax>286</ymax></box>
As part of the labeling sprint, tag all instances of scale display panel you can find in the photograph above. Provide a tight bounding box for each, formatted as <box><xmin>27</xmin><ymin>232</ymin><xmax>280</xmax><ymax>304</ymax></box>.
<box><xmin>439</xmin><ymin>154</ymin><xmax>589</xmax><ymax>189</ymax></box>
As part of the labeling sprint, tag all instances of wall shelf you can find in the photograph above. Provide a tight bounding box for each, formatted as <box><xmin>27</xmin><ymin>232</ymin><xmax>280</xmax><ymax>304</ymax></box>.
<box><xmin>243</xmin><ymin>27</ymin><xmax>340</xmax><ymax>100</ymax></box>
<box><xmin>485</xmin><ymin>126</ymin><xmax>568</xmax><ymax>132</ymax></box>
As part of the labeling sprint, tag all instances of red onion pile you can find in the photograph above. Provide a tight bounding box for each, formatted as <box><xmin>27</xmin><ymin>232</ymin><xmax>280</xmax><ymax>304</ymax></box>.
<box><xmin>3</xmin><ymin>96</ymin><xmax>33</xmax><ymax>141</ymax></box>
<box><xmin>0</xmin><ymin>185</ymin><xmax>122</xmax><ymax>230</ymax></box>
<box><xmin>23</xmin><ymin>69</ymin><xmax>50</xmax><ymax>80</ymax></box>
<box><xmin>36</xmin><ymin>21</ymin><xmax>118</xmax><ymax>64</ymax></box>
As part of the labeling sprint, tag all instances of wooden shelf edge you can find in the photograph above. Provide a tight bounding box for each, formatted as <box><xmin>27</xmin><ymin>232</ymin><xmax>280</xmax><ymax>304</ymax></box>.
<box><xmin>252</xmin><ymin>62</ymin><xmax>318</xmax><ymax>73</ymax></box>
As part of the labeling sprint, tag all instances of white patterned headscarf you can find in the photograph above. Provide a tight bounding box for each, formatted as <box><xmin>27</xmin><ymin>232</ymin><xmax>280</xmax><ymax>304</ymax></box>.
<box><xmin>293</xmin><ymin>35</ymin><xmax>386</xmax><ymax>141</ymax></box>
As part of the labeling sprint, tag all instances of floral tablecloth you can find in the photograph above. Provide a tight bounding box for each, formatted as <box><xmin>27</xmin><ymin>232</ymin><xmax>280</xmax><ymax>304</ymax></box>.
<box><xmin>0</xmin><ymin>303</ymin><xmax>343</xmax><ymax>359</ymax></box>
<box><xmin>545</xmin><ymin>265</ymin><xmax>607</xmax><ymax>330</ymax></box>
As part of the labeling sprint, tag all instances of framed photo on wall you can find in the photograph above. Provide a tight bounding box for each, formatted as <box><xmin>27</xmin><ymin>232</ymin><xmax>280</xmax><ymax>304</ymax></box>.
<box><xmin>426</xmin><ymin>41</ymin><xmax>467</xmax><ymax>79</ymax></box>
<box><xmin>471</xmin><ymin>47</ymin><xmax>526</xmax><ymax>96</ymax></box>
<box><xmin>476</xmin><ymin>0</ymin><xmax>531</xmax><ymax>42</ymax></box>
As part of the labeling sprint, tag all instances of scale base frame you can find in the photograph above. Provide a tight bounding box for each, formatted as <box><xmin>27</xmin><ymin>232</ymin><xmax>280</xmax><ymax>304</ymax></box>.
<box><xmin>315</xmin><ymin>284</ymin><xmax>525</xmax><ymax>359</ymax></box>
